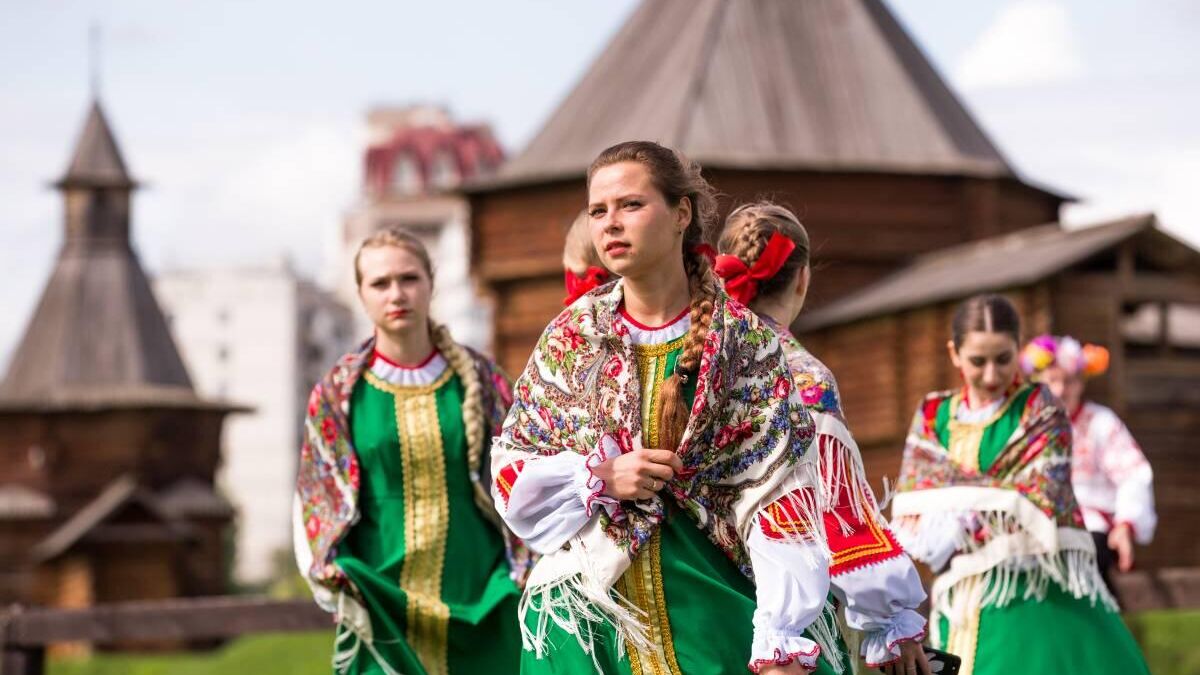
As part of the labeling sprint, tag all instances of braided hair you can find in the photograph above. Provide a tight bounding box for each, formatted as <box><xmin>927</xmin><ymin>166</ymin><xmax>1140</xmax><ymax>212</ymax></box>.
<box><xmin>717</xmin><ymin>202</ymin><xmax>811</xmax><ymax>306</ymax></box>
<box><xmin>587</xmin><ymin>141</ymin><xmax>719</xmax><ymax>451</ymax></box>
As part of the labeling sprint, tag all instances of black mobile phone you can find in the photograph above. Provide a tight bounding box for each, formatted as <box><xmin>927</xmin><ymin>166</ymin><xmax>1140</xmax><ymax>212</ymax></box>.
<box><xmin>878</xmin><ymin>647</ymin><xmax>961</xmax><ymax>675</ymax></box>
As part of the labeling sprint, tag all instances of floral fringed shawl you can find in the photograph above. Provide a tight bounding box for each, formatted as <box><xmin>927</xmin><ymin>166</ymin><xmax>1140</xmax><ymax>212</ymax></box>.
<box><xmin>491</xmin><ymin>280</ymin><xmax>826</xmax><ymax>660</ymax></box>
<box><xmin>891</xmin><ymin>382</ymin><xmax>1115</xmax><ymax>644</ymax></box>
<box><xmin>294</xmin><ymin>329</ymin><xmax>533</xmax><ymax>615</ymax></box>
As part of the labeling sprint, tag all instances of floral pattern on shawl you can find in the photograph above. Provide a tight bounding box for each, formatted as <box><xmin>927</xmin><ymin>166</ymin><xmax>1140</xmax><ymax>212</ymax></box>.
<box><xmin>896</xmin><ymin>383</ymin><xmax>1081</xmax><ymax>527</ymax></box>
<box><xmin>761</xmin><ymin>316</ymin><xmax>844</xmax><ymax>422</ymax></box>
<box><xmin>295</xmin><ymin>334</ymin><xmax>530</xmax><ymax>609</ymax></box>
<box><xmin>495</xmin><ymin>280</ymin><xmax>818</xmax><ymax>579</ymax></box>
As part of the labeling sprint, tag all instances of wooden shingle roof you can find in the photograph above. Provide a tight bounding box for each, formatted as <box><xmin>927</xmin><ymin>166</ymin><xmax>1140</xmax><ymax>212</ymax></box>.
<box><xmin>0</xmin><ymin>100</ymin><xmax>228</xmax><ymax>411</ymax></box>
<box><xmin>796</xmin><ymin>213</ymin><xmax>1195</xmax><ymax>331</ymax></box>
<box><xmin>485</xmin><ymin>0</ymin><xmax>1020</xmax><ymax>190</ymax></box>
<box><xmin>55</xmin><ymin>101</ymin><xmax>136</xmax><ymax>189</ymax></box>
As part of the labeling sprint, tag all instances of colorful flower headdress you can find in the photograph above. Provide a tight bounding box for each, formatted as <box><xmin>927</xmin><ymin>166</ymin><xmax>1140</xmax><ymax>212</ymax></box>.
<box><xmin>1020</xmin><ymin>334</ymin><xmax>1110</xmax><ymax>377</ymax></box>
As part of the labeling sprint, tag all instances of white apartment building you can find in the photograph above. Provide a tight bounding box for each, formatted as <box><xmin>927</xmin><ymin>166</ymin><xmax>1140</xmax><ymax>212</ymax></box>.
<box><xmin>154</xmin><ymin>260</ymin><xmax>354</xmax><ymax>584</ymax></box>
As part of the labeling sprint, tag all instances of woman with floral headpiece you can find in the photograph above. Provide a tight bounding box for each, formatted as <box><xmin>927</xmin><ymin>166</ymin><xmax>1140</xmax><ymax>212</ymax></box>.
<box><xmin>1021</xmin><ymin>335</ymin><xmax>1155</xmax><ymax>602</ymax></box>
<box><xmin>492</xmin><ymin>141</ymin><xmax>836</xmax><ymax>675</ymax></box>
<box><xmin>294</xmin><ymin>228</ymin><xmax>532</xmax><ymax>675</ymax></box>
<box><xmin>716</xmin><ymin>202</ymin><xmax>929</xmax><ymax>675</ymax></box>
<box><xmin>889</xmin><ymin>295</ymin><xmax>1148</xmax><ymax>675</ymax></box>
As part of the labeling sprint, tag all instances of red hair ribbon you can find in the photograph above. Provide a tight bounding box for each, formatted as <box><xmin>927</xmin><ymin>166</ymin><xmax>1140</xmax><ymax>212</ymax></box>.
<box><xmin>692</xmin><ymin>244</ymin><xmax>717</xmax><ymax>265</ymax></box>
<box><xmin>563</xmin><ymin>266</ymin><xmax>612</xmax><ymax>306</ymax></box>
<box><xmin>713</xmin><ymin>232</ymin><xmax>796</xmax><ymax>305</ymax></box>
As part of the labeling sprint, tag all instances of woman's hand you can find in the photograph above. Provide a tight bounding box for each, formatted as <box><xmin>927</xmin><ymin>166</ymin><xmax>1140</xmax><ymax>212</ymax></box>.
<box><xmin>592</xmin><ymin>449</ymin><xmax>683</xmax><ymax>500</ymax></box>
<box><xmin>1108</xmin><ymin>523</ymin><xmax>1135</xmax><ymax>572</ymax></box>
<box><xmin>758</xmin><ymin>663</ymin><xmax>809</xmax><ymax>675</ymax></box>
<box><xmin>880</xmin><ymin>641</ymin><xmax>931</xmax><ymax>675</ymax></box>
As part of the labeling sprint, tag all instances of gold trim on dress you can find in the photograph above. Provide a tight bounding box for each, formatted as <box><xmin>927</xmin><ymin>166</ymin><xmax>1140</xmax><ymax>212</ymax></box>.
<box><xmin>364</xmin><ymin>367</ymin><xmax>454</xmax><ymax>397</ymax></box>
<box><xmin>634</xmin><ymin>336</ymin><xmax>686</xmax><ymax>448</ymax></box>
<box><xmin>944</xmin><ymin>576</ymin><xmax>983</xmax><ymax>675</ymax></box>
<box><xmin>615</xmin><ymin>531</ymin><xmax>681</xmax><ymax>675</ymax></box>
<box><xmin>945</xmin><ymin>388</ymin><xmax>1024</xmax><ymax>473</ymax></box>
<box><xmin>391</xmin><ymin>380</ymin><xmax>452</xmax><ymax>675</ymax></box>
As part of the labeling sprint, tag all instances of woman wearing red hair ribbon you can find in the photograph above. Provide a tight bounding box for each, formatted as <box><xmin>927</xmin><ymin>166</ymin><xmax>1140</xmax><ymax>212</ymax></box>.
<box><xmin>1021</xmin><ymin>334</ymin><xmax>1156</xmax><ymax>603</ymax></box>
<box><xmin>717</xmin><ymin>202</ymin><xmax>931</xmax><ymax>675</ymax></box>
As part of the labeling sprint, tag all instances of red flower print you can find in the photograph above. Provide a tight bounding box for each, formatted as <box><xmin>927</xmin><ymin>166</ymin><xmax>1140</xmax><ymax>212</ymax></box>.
<box><xmin>519</xmin><ymin>383</ymin><xmax>531</xmax><ymax>403</ymax></box>
<box><xmin>305</xmin><ymin>514</ymin><xmax>321</xmax><ymax>539</ymax></box>
<box><xmin>307</xmin><ymin>388</ymin><xmax>321</xmax><ymax>417</ymax></box>
<box><xmin>561</xmin><ymin>326</ymin><xmax>586</xmax><ymax>350</ymax></box>
<box><xmin>321</xmin><ymin>418</ymin><xmax>337</xmax><ymax>443</ymax></box>
<box><xmin>537</xmin><ymin>406</ymin><xmax>554</xmax><ymax>429</ymax></box>
<box><xmin>800</xmin><ymin>385</ymin><xmax>822</xmax><ymax>406</ymax></box>
<box><xmin>714</xmin><ymin>420</ymin><xmax>754</xmax><ymax>449</ymax></box>
<box><xmin>773</xmin><ymin>376</ymin><xmax>791</xmax><ymax>399</ymax></box>
<box><xmin>616</xmin><ymin>427</ymin><xmax>634</xmax><ymax>454</ymax></box>
<box><xmin>603</xmin><ymin>355</ymin><xmax>623</xmax><ymax>379</ymax></box>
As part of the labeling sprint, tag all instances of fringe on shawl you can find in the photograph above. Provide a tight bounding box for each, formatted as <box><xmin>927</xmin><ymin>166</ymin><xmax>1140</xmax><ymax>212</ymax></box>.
<box><xmin>518</xmin><ymin>569</ymin><xmax>651</xmax><ymax>673</ymax></box>
<box><xmin>897</xmin><ymin>509</ymin><xmax>1118</xmax><ymax>646</ymax></box>
<box><xmin>332</xmin><ymin>592</ymin><xmax>403</xmax><ymax>675</ymax></box>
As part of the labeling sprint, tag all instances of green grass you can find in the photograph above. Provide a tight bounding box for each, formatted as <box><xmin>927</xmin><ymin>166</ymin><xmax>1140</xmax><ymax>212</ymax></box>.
<box><xmin>46</xmin><ymin>609</ymin><xmax>1200</xmax><ymax>675</ymax></box>
<box><xmin>1126</xmin><ymin>609</ymin><xmax>1200</xmax><ymax>675</ymax></box>
<box><xmin>48</xmin><ymin>631</ymin><xmax>333</xmax><ymax>675</ymax></box>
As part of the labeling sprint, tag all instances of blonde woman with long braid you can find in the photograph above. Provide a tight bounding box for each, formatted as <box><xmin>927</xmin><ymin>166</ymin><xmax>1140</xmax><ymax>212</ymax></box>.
<box><xmin>492</xmin><ymin>141</ymin><xmax>836</xmax><ymax>675</ymax></box>
<box><xmin>294</xmin><ymin>228</ymin><xmax>532</xmax><ymax>675</ymax></box>
<box><xmin>716</xmin><ymin>203</ymin><xmax>930</xmax><ymax>675</ymax></box>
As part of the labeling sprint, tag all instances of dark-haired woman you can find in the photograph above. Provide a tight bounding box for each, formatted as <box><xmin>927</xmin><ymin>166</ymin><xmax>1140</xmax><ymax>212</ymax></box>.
<box><xmin>890</xmin><ymin>295</ymin><xmax>1149</xmax><ymax>675</ymax></box>
<box><xmin>492</xmin><ymin>142</ymin><xmax>836</xmax><ymax>675</ymax></box>
<box><xmin>717</xmin><ymin>203</ymin><xmax>929</xmax><ymax>675</ymax></box>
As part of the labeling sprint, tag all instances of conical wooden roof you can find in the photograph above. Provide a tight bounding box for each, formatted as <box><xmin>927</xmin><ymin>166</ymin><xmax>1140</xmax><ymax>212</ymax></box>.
<box><xmin>493</xmin><ymin>0</ymin><xmax>1017</xmax><ymax>187</ymax></box>
<box><xmin>55</xmin><ymin>101</ymin><xmax>136</xmax><ymax>189</ymax></box>
<box><xmin>0</xmin><ymin>101</ymin><xmax>208</xmax><ymax>409</ymax></box>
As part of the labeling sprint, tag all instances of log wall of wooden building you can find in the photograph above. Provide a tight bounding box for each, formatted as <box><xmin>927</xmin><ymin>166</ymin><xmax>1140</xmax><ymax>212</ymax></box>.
<box><xmin>799</xmin><ymin>218</ymin><xmax>1200</xmax><ymax>571</ymax></box>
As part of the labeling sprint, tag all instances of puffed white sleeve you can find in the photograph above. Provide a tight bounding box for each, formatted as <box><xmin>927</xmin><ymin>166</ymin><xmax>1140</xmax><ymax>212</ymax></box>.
<box><xmin>746</xmin><ymin>525</ymin><xmax>831</xmax><ymax>673</ymax></box>
<box><xmin>1095</xmin><ymin>411</ymin><xmax>1157</xmax><ymax>544</ymax></box>
<box><xmin>493</xmin><ymin>436</ymin><xmax>624</xmax><ymax>555</ymax></box>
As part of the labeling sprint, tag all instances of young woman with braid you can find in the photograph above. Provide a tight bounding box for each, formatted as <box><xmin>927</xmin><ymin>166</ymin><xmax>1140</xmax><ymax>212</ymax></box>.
<box><xmin>492</xmin><ymin>141</ymin><xmax>837</xmax><ymax>675</ymax></box>
<box><xmin>890</xmin><ymin>295</ymin><xmax>1148</xmax><ymax>675</ymax></box>
<box><xmin>716</xmin><ymin>203</ymin><xmax>930</xmax><ymax>675</ymax></box>
<box><xmin>294</xmin><ymin>228</ymin><xmax>532</xmax><ymax>675</ymax></box>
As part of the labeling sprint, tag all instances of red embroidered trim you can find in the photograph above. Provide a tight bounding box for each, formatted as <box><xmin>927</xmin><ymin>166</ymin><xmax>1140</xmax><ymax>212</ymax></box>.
<box><xmin>862</xmin><ymin>628</ymin><xmax>929</xmax><ymax>668</ymax></box>
<box><xmin>495</xmin><ymin>460</ymin><xmax>525</xmax><ymax>507</ymax></box>
<box><xmin>757</xmin><ymin>488</ymin><xmax>815</xmax><ymax>541</ymax></box>
<box><xmin>372</xmin><ymin>348</ymin><xmax>439</xmax><ymax>369</ymax></box>
<box><xmin>747</xmin><ymin>644</ymin><xmax>820</xmax><ymax>673</ymax></box>
<box><xmin>617</xmin><ymin>304</ymin><xmax>690</xmax><ymax>331</ymax></box>
<box><xmin>827</xmin><ymin>494</ymin><xmax>905</xmax><ymax>577</ymax></box>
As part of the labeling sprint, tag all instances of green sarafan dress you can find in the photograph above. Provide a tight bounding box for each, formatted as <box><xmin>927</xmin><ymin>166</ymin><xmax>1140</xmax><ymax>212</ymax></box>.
<box><xmin>511</xmin><ymin>312</ymin><xmax>844</xmax><ymax>675</ymax></box>
<box><xmin>333</xmin><ymin>352</ymin><xmax>521</xmax><ymax>675</ymax></box>
<box><xmin>892</xmin><ymin>382</ymin><xmax>1149</xmax><ymax>675</ymax></box>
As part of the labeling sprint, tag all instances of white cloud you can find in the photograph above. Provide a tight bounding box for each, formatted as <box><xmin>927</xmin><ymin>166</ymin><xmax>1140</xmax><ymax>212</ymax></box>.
<box><xmin>954</xmin><ymin>0</ymin><xmax>1084</xmax><ymax>90</ymax></box>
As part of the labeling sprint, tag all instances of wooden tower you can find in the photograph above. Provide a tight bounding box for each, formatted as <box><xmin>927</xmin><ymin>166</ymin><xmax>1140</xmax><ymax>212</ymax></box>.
<box><xmin>0</xmin><ymin>101</ymin><xmax>241</xmax><ymax>608</ymax></box>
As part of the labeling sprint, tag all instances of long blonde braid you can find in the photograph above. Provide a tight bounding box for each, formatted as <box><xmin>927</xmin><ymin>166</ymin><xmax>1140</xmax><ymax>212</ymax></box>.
<box><xmin>430</xmin><ymin>322</ymin><xmax>502</xmax><ymax>526</ymax></box>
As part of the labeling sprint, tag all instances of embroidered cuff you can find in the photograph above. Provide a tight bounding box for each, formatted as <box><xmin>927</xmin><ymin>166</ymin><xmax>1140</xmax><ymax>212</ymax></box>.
<box><xmin>580</xmin><ymin>438</ymin><xmax>623</xmax><ymax>520</ymax></box>
<box><xmin>861</xmin><ymin>609</ymin><xmax>927</xmax><ymax>667</ymax></box>
<box><xmin>748</xmin><ymin>634</ymin><xmax>821</xmax><ymax>673</ymax></box>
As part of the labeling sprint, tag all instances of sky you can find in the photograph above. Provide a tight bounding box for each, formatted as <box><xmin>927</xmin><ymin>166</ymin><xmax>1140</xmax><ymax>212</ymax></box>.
<box><xmin>1</xmin><ymin>0</ymin><xmax>1198</xmax><ymax>370</ymax></box>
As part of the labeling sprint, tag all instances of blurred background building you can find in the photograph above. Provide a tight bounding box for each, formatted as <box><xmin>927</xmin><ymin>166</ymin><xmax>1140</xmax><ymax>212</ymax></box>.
<box><xmin>0</xmin><ymin>101</ymin><xmax>240</xmax><ymax>608</ymax></box>
<box><xmin>154</xmin><ymin>261</ymin><xmax>354</xmax><ymax>584</ymax></box>
<box><xmin>335</xmin><ymin>105</ymin><xmax>504</xmax><ymax>351</ymax></box>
